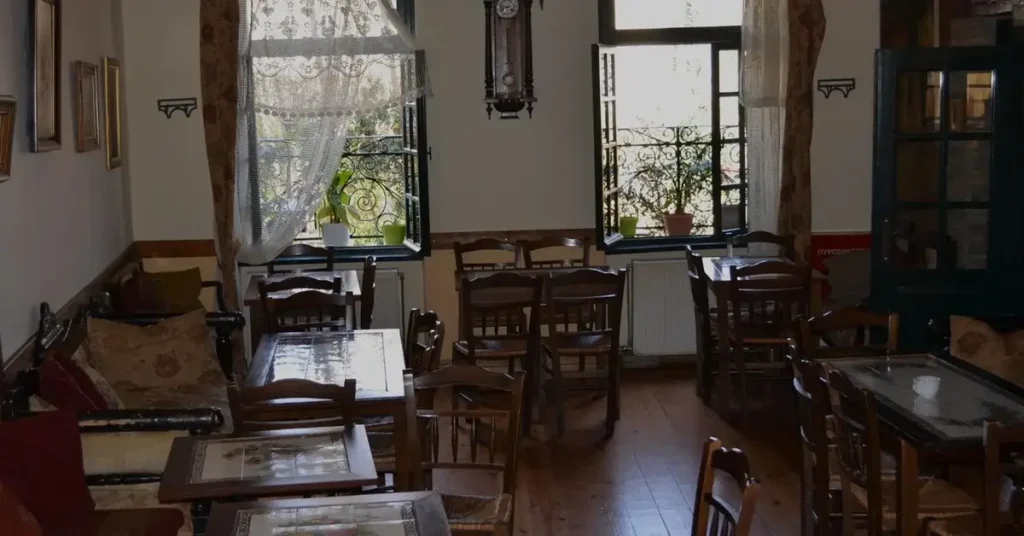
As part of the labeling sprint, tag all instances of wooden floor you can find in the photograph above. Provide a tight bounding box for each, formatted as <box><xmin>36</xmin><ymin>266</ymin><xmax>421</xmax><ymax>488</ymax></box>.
<box><xmin>439</xmin><ymin>368</ymin><xmax>803</xmax><ymax>536</ymax></box>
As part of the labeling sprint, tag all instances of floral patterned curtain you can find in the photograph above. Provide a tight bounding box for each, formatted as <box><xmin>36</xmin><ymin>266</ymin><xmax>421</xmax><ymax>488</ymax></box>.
<box><xmin>778</xmin><ymin>0</ymin><xmax>825</xmax><ymax>262</ymax></box>
<box><xmin>200</xmin><ymin>0</ymin><xmax>241</xmax><ymax>310</ymax></box>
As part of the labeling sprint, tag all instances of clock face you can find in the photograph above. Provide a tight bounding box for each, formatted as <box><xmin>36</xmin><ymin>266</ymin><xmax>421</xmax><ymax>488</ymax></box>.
<box><xmin>495</xmin><ymin>0</ymin><xmax>519</xmax><ymax>19</ymax></box>
<box><xmin>501</xmin><ymin>72</ymin><xmax>517</xmax><ymax>88</ymax></box>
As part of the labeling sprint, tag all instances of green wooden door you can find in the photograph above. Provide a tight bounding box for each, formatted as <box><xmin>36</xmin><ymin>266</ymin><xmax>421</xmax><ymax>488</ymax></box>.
<box><xmin>871</xmin><ymin>45</ymin><xmax>1023</xmax><ymax>348</ymax></box>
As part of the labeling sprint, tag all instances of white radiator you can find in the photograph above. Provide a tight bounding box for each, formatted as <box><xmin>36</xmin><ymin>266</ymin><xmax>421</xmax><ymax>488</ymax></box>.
<box><xmin>628</xmin><ymin>258</ymin><xmax>696</xmax><ymax>356</ymax></box>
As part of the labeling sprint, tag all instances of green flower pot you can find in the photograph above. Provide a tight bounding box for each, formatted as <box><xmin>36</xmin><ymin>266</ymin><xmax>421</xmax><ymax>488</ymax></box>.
<box><xmin>619</xmin><ymin>216</ymin><xmax>638</xmax><ymax>238</ymax></box>
<box><xmin>382</xmin><ymin>223</ymin><xmax>406</xmax><ymax>245</ymax></box>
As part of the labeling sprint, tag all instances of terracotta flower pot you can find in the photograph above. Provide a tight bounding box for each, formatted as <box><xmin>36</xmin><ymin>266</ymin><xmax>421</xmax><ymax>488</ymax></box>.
<box><xmin>663</xmin><ymin>212</ymin><xmax>694</xmax><ymax>236</ymax></box>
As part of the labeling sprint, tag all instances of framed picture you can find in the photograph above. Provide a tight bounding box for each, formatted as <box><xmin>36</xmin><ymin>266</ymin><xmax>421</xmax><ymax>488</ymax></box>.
<box><xmin>0</xmin><ymin>96</ymin><xmax>15</xmax><ymax>179</ymax></box>
<box><xmin>73</xmin><ymin>61</ymin><xmax>100</xmax><ymax>152</ymax></box>
<box><xmin>102</xmin><ymin>57</ymin><xmax>122</xmax><ymax>169</ymax></box>
<box><xmin>30</xmin><ymin>0</ymin><xmax>61</xmax><ymax>152</ymax></box>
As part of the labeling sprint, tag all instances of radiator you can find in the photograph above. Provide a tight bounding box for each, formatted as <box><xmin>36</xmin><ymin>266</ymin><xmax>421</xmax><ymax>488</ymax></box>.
<box><xmin>628</xmin><ymin>258</ymin><xmax>696</xmax><ymax>356</ymax></box>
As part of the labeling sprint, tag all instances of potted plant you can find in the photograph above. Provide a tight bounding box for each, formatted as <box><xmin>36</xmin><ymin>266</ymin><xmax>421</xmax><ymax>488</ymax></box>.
<box><xmin>382</xmin><ymin>221</ymin><xmax>406</xmax><ymax>245</ymax></box>
<box><xmin>618</xmin><ymin>213</ymin><xmax>639</xmax><ymax>238</ymax></box>
<box><xmin>316</xmin><ymin>168</ymin><xmax>357</xmax><ymax>247</ymax></box>
<box><xmin>626</xmin><ymin>128</ymin><xmax>713</xmax><ymax>237</ymax></box>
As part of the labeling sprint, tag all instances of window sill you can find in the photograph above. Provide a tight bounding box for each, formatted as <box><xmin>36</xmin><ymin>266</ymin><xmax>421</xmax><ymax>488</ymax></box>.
<box><xmin>600</xmin><ymin>234</ymin><xmax>732</xmax><ymax>255</ymax></box>
<box><xmin>238</xmin><ymin>245</ymin><xmax>425</xmax><ymax>268</ymax></box>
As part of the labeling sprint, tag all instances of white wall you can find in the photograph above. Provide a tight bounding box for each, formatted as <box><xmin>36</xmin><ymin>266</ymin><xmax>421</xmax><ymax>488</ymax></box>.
<box><xmin>811</xmin><ymin>0</ymin><xmax>880</xmax><ymax>234</ymax></box>
<box><xmin>120</xmin><ymin>0</ymin><xmax>213</xmax><ymax>241</ymax></box>
<box><xmin>0</xmin><ymin>0</ymin><xmax>131</xmax><ymax>360</ymax></box>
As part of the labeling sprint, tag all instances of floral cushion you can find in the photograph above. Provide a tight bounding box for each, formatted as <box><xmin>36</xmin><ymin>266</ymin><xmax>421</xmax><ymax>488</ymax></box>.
<box><xmin>81</xmin><ymin>431</ymin><xmax>188</xmax><ymax>476</ymax></box>
<box><xmin>68</xmin><ymin>346</ymin><xmax>124</xmax><ymax>410</ymax></box>
<box><xmin>86</xmin><ymin>310</ymin><xmax>227</xmax><ymax>395</ymax></box>
<box><xmin>89</xmin><ymin>483</ymin><xmax>191</xmax><ymax>536</ymax></box>
<box><xmin>949</xmin><ymin>315</ymin><xmax>1024</xmax><ymax>385</ymax></box>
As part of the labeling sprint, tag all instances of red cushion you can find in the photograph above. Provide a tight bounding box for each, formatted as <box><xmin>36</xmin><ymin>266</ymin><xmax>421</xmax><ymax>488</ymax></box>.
<box><xmin>39</xmin><ymin>357</ymin><xmax>108</xmax><ymax>412</ymax></box>
<box><xmin>0</xmin><ymin>411</ymin><xmax>95</xmax><ymax>531</ymax></box>
<box><xmin>0</xmin><ymin>481</ymin><xmax>42</xmax><ymax>536</ymax></box>
<box><xmin>44</xmin><ymin>509</ymin><xmax>183</xmax><ymax>536</ymax></box>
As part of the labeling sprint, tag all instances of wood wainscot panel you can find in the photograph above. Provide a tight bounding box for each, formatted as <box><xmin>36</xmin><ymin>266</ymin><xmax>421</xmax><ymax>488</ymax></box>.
<box><xmin>135</xmin><ymin>239</ymin><xmax>217</xmax><ymax>258</ymax></box>
<box><xmin>430</xmin><ymin>228</ymin><xmax>597</xmax><ymax>249</ymax></box>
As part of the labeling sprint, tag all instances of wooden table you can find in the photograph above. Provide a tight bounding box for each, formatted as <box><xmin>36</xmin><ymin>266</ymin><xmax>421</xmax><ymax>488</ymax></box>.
<box><xmin>243</xmin><ymin>270</ymin><xmax>361</xmax><ymax>351</ymax></box>
<box><xmin>158</xmin><ymin>425</ymin><xmax>378</xmax><ymax>532</ymax></box>
<box><xmin>701</xmin><ymin>256</ymin><xmax>827</xmax><ymax>408</ymax></box>
<box><xmin>205</xmin><ymin>492</ymin><xmax>451</xmax><ymax>536</ymax></box>
<box><xmin>246</xmin><ymin>330</ymin><xmax>410</xmax><ymax>487</ymax></box>
<box><xmin>821</xmin><ymin>353</ymin><xmax>1024</xmax><ymax>536</ymax></box>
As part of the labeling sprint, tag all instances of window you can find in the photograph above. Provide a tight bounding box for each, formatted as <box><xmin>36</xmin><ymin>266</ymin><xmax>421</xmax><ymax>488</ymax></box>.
<box><xmin>595</xmin><ymin>0</ymin><xmax>745</xmax><ymax>252</ymax></box>
<box><xmin>247</xmin><ymin>0</ymin><xmax>430</xmax><ymax>259</ymax></box>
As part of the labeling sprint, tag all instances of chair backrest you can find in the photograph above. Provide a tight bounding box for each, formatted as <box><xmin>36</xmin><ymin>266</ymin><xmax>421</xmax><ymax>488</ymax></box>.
<box><xmin>544</xmin><ymin>268</ymin><xmax>626</xmax><ymax>350</ymax></box>
<box><xmin>410</xmin><ymin>365</ymin><xmax>526</xmax><ymax>495</ymax></box>
<box><xmin>521</xmin><ymin>236</ymin><xmax>591</xmax><ymax>268</ymax></box>
<box><xmin>360</xmin><ymin>256</ymin><xmax>377</xmax><ymax>329</ymax></box>
<box><xmin>692</xmin><ymin>437</ymin><xmax>760</xmax><ymax>536</ymax></box>
<box><xmin>267</xmin><ymin>244</ymin><xmax>334</xmax><ymax>274</ymax></box>
<box><xmin>981</xmin><ymin>421</ymin><xmax>1024</xmax><ymax>536</ymax></box>
<box><xmin>458</xmin><ymin>272</ymin><xmax>544</xmax><ymax>358</ymax></box>
<box><xmin>405</xmin><ymin>309</ymin><xmax>445</xmax><ymax>374</ymax></box>
<box><xmin>826</xmin><ymin>369</ymin><xmax>884</xmax><ymax>535</ymax></box>
<box><xmin>787</xmin><ymin>354</ymin><xmax>832</xmax><ymax>536</ymax></box>
<box><xmin>799</xmin><ymin>308</ymin><xmax>900</xmax><ymax>357</ymax></box>
<box><xmin>686</xmin><ymin>246</ymin><xmax>714</xmax><ymax>354</ymax></box>
<box><xmin>454</xmin><ymin>238</ymin><xmax>522</xmax><ymax>272</ymax></box>
<box><xmin>264</xmin><ymin>289</ymin><xmax>355</xmax><ymax>333</ymax></box>
<box><xmin>227</xmin><ymin>378</ymin><xmax>357</xmax><ymax>435</ymax></box>
<box><xmin>727</xmin><ymin>231</ymin><xmax>796</xmax><ymax>259</ymax></box>
<box><xmin>727</xmin><ymin>261</ymin><xmax>812</xmax><ymax>342</ymax></box>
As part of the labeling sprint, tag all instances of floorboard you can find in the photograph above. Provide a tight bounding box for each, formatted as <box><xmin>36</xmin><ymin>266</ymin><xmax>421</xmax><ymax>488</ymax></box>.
<box><xmin>433</xmin><ymin>369</ymin><xmax>803</xmax><ymax>535</ymax></box>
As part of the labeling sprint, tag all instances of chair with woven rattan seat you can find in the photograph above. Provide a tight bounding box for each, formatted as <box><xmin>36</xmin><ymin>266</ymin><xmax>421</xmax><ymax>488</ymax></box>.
<box><xmin>266</xmin><ymin>243</ymin><xmax>335</xmax><ymax>274</ymax></box>
<box><xmin>406</xmin><ymin>309</ymin><xmax>445</xmax><ymax>375</ymax></box>
<box><xmin>359</xmin><ymin>255</ymin><xmax>377</xmax><ymax>329</ymax></box>
<box><xmin>692</xmin><ymin>436</ymin><xmax>761</xmax><ymax>536</ymax></box>
<box><xmin>454</xmin><ymin>238</ymin><xmax>522</xmax><ymax>272</ymax></box>
<box><xmin>796</xmin><ymin>307</ymin><xmax>900</xmax><ymax>358</ymax></box>
<box><xmin>520</xmin><ymin>236</ymin><xmax>590</xmax><ymax>268</ymax></box>
<box><xmin>727</xmin><ymin>230</ymin><xmax>796</xmax><ymax>259</ymax></box>
<box><xmin>540</xmin><ymin>268</ymin><xmax>626</xmax><ymax>438</ymax></box>
<box><xmin>226</xmin><ymin>378</ymin><xmax>357</xmax><ymax>435</ymax></box>
<box><xmin>922</xmin><ymin>420</ymin><xmax>1020</xmax><ymax>536</ymax></box>
<box><xmin>827</xmin><ymin>369</ymin><xmax>977</xmax><ymax>535</ymax></box>
<box><xmin>723</xmin><ymin>260</ymin><xmax>811</xmax><ymax>425</ymax></box>
<box><xmin>687</xmin><ymin>246</ymin><xmax>719</xmax><ymax>402</ymax></box>
<box><xmin>453</xmin><ymin>272</ymin><xmax>543</xmax><ymax>435</ymax></box>
<box><xmin>261</xmin><ymin>286</ymin><xmax>355</xmax><ymax>333</ymax></box>
<box><xmin>407</xmin><ymin>365</ymin><xmax>526</xmax><ymax>536</ymax></box>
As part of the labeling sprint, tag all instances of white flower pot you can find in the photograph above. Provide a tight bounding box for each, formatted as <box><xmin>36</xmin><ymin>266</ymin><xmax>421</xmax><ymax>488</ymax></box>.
<box><xmin>321</xmin><ymin>223</ymin><xmax>351</xmax><ymax>247</ymax></box>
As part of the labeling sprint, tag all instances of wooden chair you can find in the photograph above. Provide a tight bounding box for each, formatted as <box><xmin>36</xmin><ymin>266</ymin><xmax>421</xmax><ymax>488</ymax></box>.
<box><xmin>826</xmin><ymin>369</ymin><xmax>977</xmax><ymax>535</ymax></box>
<box><xmin>541</xmin><ymin>268</ymin><xmax>626</xmax><ymax>438</ymax></box>
<box><xmin>727</xmin><ymin>230</ymin><xmax>796</xmax><ymax>259</ymax></box>
<box><xmin>409</xmin><ymin>365</ymin><xmax>526</xmax><ymax>536</ymax></box>
<box><xmin>692</xmin><ymin>437</ymin><xmax>761</xmax><ymax>536</ymax></box>
<box><xmin>724</xmin><ymin>261</ymin><xmax>811</xmax><ymax>422</ymax></box>
<box><xmin>922</xmin><ymin>420</ymin><xmax>1019</xmax><ymax>536</ymax></box>
<box><xmin>360</xmin><ymin>255</ymin><xmax>377</xmax><ymax>329</ymax></box>
<box><xmin>267</xmin><ymin>243</ymin><xmax>334</xmax><ymax>274</ymax></box>
<box><xmin>797</xmin><ymin>308</ymin><xmax>900</xmax><ymax>358</ymax></box>
<box><xmin>405</xmin><ymin>309</ymin><xmax>445</xmax><ymax>374</ymax></box>
<box><xmin>687</xmin><ymin>246</ymin><xmax>718</xmax><ymax>402</ymax></box>
<box><xmin>787</xmin><ymin>354</ymin><xmax>839</xmax><ymax>536</ymax></box>
<box><xmin>263</xmin><ymin>289</ymin><xmax>355</xmax><ymax>333</ymax></box>
<box><xmin>520</xmin><ymin>236</ymin><xmax>591</xmax><ymax>268</ymax></box>
<box><xmin>453</xmin><ymin>272</ymin><xmax>543</xmax><ymax>435</ymax></box>
<box><xmin>454</xmin><ymin>239</ymin><xmax>522</xmax><ymax>272</ymax></box>
<box><xmin>226</xmin><ymin>378</ymin><xmax>357</xmax><ymax>435</ymax></box>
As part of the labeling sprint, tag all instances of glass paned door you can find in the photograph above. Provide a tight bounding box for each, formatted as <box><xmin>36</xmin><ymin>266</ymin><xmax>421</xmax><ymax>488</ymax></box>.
<box><xmin>872</xmin><ymin>47</ymin><xmax>1008</xmax><ymax>302</ymax></box>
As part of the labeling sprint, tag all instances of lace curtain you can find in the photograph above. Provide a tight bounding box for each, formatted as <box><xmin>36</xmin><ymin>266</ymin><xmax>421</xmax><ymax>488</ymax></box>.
<box><xmin>235</xmin><ymin>0</ymin><xmax>426</xmax><ymax>264</ymax></box>
<box><xmin>741</xmin><ymin>0</ymin><xmax>788</xmax><ymax>255</ymax></box>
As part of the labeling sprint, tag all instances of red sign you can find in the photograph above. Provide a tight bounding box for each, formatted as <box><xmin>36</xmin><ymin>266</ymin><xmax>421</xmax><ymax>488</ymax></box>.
<box><xmin>810</xmin><ymin>233</ymin><xmax>871</xmax><ymax>300</ymax></box>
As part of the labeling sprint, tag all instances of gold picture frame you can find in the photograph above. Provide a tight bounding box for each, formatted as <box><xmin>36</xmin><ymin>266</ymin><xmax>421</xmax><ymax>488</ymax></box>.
<box><xmin>102</xmin><ymin>57</ymin><xmax>122</xmax><ymax>169</ymax></box>
<box><xmin>31</xmin><ymin>0</ymin><xmax>61</xmax><ymax>152</ymax></box>
<box><xmin>73</xmin><ymin>61</ymin><xmax>100</xmax><ymax>152</ymax></box>
<box><xmin>0</xmin><ymin>96</ymin><xmax>15</xmax><ymax>180</ymax></box>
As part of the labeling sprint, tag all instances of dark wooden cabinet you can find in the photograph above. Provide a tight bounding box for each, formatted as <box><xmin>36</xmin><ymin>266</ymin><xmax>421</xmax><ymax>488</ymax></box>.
<box><xmin>871</xmin><ymin>45</ymin><xmax>1024</xmax><ymax>349</ymax></box>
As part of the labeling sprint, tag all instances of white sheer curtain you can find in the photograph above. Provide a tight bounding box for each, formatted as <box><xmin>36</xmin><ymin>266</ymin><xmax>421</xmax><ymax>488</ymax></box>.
<box><xmin>235</xmin><ymin>0</ymin><xmax>426</xmax><ymax>264</ymax></box>
<box><xmin>741</xmin><ymin>0</ymin><xmax>788</xmax><ymax>255</ymax></box>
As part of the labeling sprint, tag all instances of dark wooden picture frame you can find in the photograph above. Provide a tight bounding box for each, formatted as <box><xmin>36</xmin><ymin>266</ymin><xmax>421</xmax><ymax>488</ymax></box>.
<box><xmin>0</xmin><ymin>96</ymin><xmax>15</xmax><ymax>179</ymax></box>
<box><xmin>30</xmin><ymin>0</ymin><xmax>61</xmax><ymax>152</ymax></box>
<box><xmin>102</xmin><ymin>57</ymin><xmax>122</xmax><ymax>169</ymax></box>
<box><xmin>73</xmin><ymin>61</ymin><xmax>100</xmax><ymax>152</ymax></box>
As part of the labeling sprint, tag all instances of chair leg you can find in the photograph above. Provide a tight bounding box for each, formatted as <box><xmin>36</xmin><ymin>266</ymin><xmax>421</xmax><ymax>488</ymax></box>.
<box><xmin>548</xmin><ymin>349</ymin><xmax>567</xmax><ymax>438</ymax></box>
